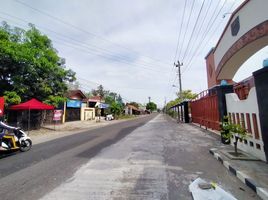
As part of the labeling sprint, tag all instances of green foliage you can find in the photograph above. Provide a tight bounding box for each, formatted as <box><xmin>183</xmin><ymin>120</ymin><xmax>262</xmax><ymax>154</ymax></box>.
<box><xmin>221</xmin><ymin>116</ymin><xmax>247</xmax><ymax>155</ymax></box>
<box><xmin>92</xmin><ymin>85</ymin><xmax>109</xmax><ymax>100</ymax></box>
<box><xmin>167</xmin><ymin>109</ymin><xmax>177</xmax><ymax>118</ymax></box>
<box><xmin>3</xmin><ymin>91</ymin><xmax>21</xmax><ymax>106</ymax></box>
<box><xmin>165</xmin><ymin>90</ymin><xmax>197</xmax><ymax>111</ymax></box>
<box><xmin>105</xmin><ymin>95</ymin><xmax>115</xmax><ymax>105</ymax></box>
<box><xmin>44</xmin><ymin>95</ymin><xmax>66</xmax><ymax>107</ymax></box>
<box><xmin>128</xmin><ymin>102</ymin><xmax>139</xmax><ymax>109</ymax></box>
<box><xmin>164</xmin><ymin>90</ymin><xmax>197</xmax><ymax>117</ymax></box>
<box><xmin>110</xmin><ymin>102</ymin><xmax>122</xmax><ymax>118</ymax></box>
<box><xmin>176</xmin><ymin>89</ymin><xmax>198</xmax><ymax>100</ymax></box>
<box><xmin>146</xmin><ymin>102</ymin><xmax>157</xmax><ymax>112</ymax></box>
<box><xmin>0</xmin><ymin>22</ymin><xmax>76</xmax><ymax>102</ymax></box>
<box><xmin>116</xmin><ymin>94</ymin><xmax>124</xmax><ymax>106</ymax></box>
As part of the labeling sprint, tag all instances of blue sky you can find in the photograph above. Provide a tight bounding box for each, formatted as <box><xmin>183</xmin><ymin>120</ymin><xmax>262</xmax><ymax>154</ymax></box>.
<box><xmin>1</xmin><ymin>0</ymin><xmax>266</xmax><ymax>107</ymax></box>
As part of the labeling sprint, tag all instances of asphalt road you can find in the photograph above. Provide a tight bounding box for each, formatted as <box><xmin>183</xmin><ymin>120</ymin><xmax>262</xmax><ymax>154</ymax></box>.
<box><xmin>0</xmin><ymin>114</ymin><xmax>260</xmax><ymax>200</ymax></box>
<box><xmin>0</xmin><ymin>114</ymin><xmax>157</xmax><ymax>200</ymax></box>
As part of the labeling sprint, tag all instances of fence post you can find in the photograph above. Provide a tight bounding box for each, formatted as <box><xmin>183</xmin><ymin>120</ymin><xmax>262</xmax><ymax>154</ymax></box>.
<box><xmin>183</xmin><ymin>101</ymin><xmax>190</xmax><ymax>123</ymax></box>
<box><xmin>214</xmin><ymin>85</ymin><xmax>234</xmax><ymax>123</ymax></box>
<box><xmin>253</xmin><ymin>67</ymin><xmax>268</xmax><ymax>162</ymax></box>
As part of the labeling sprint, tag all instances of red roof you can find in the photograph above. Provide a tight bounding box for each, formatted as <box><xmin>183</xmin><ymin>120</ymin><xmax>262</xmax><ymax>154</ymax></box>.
<box><xmin>9</xmin><ymin>98</ymin><xmax>54</xmax><ymax>110</ymax></box>
<box><xmin>88</xmin><ymin>96</ymin><xmax>103</xmax><ymax>102</ymax></box>
<box><xmin>67</xmin><ymin>90</ymin><xmax>87</xmax><ymax>100</ymax></box>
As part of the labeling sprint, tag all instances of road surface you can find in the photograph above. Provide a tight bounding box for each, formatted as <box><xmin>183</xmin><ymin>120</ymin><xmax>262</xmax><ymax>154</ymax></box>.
<box><xmin>0</xmin><ymin>114</ymin><xmax>259</xmax><ymax>200</ymax></box>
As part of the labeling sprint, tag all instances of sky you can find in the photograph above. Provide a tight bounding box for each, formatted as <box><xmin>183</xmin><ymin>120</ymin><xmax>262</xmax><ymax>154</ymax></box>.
<box><xmin>1</xmin><ymin>0</ymin><xmax>267</xmax><ymax>108</ymax></box>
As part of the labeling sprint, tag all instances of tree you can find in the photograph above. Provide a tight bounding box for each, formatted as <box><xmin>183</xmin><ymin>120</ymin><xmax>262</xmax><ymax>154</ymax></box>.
<box><xmin>146</xmin><ymin>102</ymin><xmax>157</xmax><ymax>112</ymax></box>
<box><xmin>0</xmin><ymin>22</ymin><xmax>76</xmax><ymax>105</ymax></box>
<box><xmin>91</xmin><ymin>85</ymin><xmax>109</xmax><ymax>100</ymax></box>
<box><xmin>3</xmin><ymin>91</ymin><xmax>21</xmax><ymax>107</ymax></box>
<box><xmin>116</xmin><ymin>94</ymin><xmax>124</xmax><ymax>106</ymax></box>
<box><xmin>176</xmin><ymin>90</ymin><xmax>198</xmax><ymax>102</ymax></box>
<box><xmin>105</xmin><ymin>95</ymin><xmax>115</xmax><ymax>105</ymax></box>
<box><xmin>110</xmin><ymin>102</ymin><xmax>122</xmax><ymax>118</ymax></box>
<box><xmin>221</xmin><ymin>116</ymin><xmax>247</xmax><ymax>156</ymax></box>
<box><xmin>128</xmin><ymin>102</ymin><xmax>139</xmax><ymax>109</ymax></box>
<box><xmin>165</xmin><ymin>89</ymin><xmax>197</xmax><ymax>111</ymax></box>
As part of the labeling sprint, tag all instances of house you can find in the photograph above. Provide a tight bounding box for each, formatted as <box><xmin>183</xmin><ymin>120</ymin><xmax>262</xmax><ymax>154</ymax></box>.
<box><xmin>87</xmin><ymin>96</ymin><xmax>109</xmax><ymax>117</ymax></box>
<box><xmin>64</xmin><ymin>90</ymin><xmax>95</xmax><ymax>122</ymax></box>
<box><xmin>125</xmin><ymin>104</ymin><xmax>140</xmax><ymax>115</ymax></box>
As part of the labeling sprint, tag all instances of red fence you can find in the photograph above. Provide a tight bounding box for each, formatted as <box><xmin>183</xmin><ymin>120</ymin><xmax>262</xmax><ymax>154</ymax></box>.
<box><xmin>191</xmin><ymin>90</ymin><xmax>220</xmax><ymax>130</ymax></box>
<box><xmin>233</xmin><ymin>76</ymin><xmax>255</xmax><ymax>100</ymax></box>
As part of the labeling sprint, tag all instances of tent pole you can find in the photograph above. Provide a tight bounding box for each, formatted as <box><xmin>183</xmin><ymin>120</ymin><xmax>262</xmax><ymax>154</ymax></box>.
<box><xmin>28</xmin><ymin>108</ymin><xmax>30</xmax><ymax>135</ymax></box>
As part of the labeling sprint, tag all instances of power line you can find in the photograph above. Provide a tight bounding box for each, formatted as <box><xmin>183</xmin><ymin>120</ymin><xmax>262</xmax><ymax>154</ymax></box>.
<box><xmin>181</xmin><ymin>0</ymin><xmax>206</xmax><ymax>62</ymax></box>
<box><xmin>0</xmin><ymin>11</ymin><xmax>166</xmax><ymax>71</ymax></box>
<box><xmin>182</xmin><ymin>0</ymin><xmax>228</xmax><ymax>74</ymax></box>
<box><xmin>173</xmin><ymin>0</ymin><xmax>187</xmax><ymax>63</ymax></box>
<box><xmin>182</xmin><ymin>0</ymin><xmax>213</xmax><ymax>64</ymax></box>
<box><xmin>0</xmin><ymin>17</ymin><xmax>134</xmax><ymax>102</ymax></box>
<box><xmin>13</xmin><ymin>0</ymin><xmax>171</xmax><ymax>66</ymax></box>
<box><xmin>75</xmin><ymin>77</ymin><xmax>134</xmax><ymax>103</ymax></box>
<box><xmin>177</xmin><ymin>0</ymin><xmax>196</xmax><ymax>60</ymax></box>
<box><xmin>165</xmin><ymin>0</ymin><xmax>187</xmax><ymax>102</ymax></box>
<box><xmin>0</xmin><ymin>12</ymin><xmax>169</xmax><ymax>74</ymax></box>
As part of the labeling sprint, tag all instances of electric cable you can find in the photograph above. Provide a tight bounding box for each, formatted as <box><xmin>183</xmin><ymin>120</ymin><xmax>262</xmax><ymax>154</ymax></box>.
<box><xmin>181</xmin><ymin>0</ymin><xmax>206</xmax><ymax>62</ymax></box>
<box><xmin>0</xmin><ymin>12</ymin><xmax>168</xmax><ymax>74</ymax></box>
<box><xmin>13</xmin><ymin>0</ymin><xmax>171</xmax><ymax>66</ymax></box>
<box><xmin>177</xmin><ymin>0</ymin><xmax>196</xmax><ymax>60</ymax></box>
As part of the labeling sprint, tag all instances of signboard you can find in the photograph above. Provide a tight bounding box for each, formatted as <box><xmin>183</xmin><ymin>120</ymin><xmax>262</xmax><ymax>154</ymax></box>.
<box><xmin>98</xmin><ymin>103</ymin><xmax>110</xmax><ymax>109</ymax></box>
<box><xmin>67</xmin><ymin>100</ymin><xmax>82</xmax><ymax>108</ymax></box>
<box><xmin>0</xmin><ymin>97</ymin><xmax>4</xmax><ymax>117</ymax></box>
<box><xmin>53</xmin><ymin>110</ymin><xmax>63</xmax><ymax>121</ymax></box>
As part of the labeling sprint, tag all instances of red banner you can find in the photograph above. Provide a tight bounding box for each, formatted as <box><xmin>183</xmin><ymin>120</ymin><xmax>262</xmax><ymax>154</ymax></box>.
<box><xmin>53</xmin><ymin>110</ymin><xmax>63</xmax><ymax>121</ymax></box>
<box><xmin>0</xmin><ymin>97</ymin><xmax>4</xmax><ymax>117</ymax></box>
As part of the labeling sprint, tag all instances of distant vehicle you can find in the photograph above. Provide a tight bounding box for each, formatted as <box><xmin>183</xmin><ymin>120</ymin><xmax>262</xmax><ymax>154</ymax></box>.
<box><xmin>105</xmin><ymin>114</ymin><xmax>114</xmax><ymax>121</ymax></box>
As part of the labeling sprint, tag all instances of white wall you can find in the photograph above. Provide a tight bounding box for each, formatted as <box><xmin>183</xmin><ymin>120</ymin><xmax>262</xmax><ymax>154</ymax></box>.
<box><xmin>225</xmin><ymin>87</ymin><xmax>266</xmax><ymax>161</ymax></box>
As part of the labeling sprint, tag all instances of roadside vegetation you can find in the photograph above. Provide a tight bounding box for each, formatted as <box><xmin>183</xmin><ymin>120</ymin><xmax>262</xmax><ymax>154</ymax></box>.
<box><xmin>0</xmin><ymin>22</ymin><xmax>76</xmax><ymax>107</ymax></box>
<box><xmin>164</xmin><ymin>90</ymin><xmax>197</xmax><ymax>117</ymax></box>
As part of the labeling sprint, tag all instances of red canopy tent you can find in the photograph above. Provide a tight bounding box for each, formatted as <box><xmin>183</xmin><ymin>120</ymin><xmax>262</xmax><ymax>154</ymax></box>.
<box><xmin>9</xmin><ymin>98</ymin><xmax>54</xmax><ymax>110</ymax></box>
<box><xmin>9</xmin><ymin>98</ymin><xmax>54</xmax><ymax>133</ymax></box>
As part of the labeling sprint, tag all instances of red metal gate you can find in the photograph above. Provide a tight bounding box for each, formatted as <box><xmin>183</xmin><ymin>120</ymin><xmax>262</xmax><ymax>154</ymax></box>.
<box><xmin>191</xmin><ymin>90</ymin><xmax>220</xmax><ymax>130</ymax></box>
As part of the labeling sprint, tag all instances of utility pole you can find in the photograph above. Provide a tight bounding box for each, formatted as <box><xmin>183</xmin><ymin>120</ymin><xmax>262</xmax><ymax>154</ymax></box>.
<box><xmin>148</xmin><ymin>96</ymin><xmax>151</xmax><ymax>103</ymax></box>
<box><xmin>174</xmin><ymin>60</ymin><xmax>183</xmax><ymax>95</ymax></box>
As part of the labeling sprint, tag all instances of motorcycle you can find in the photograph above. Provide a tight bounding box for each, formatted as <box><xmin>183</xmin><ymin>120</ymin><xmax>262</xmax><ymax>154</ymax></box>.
<box><xmin>1</xmin><ymin>128</ymin><xmax>32</xmax><ymax>152</ymax></box>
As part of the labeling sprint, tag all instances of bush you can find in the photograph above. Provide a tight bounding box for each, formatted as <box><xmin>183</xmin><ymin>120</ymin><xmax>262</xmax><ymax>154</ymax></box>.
<box><xmin>220</xmin><ymin>116</ymin><xmax>247</xmax><ymax>156</ymax></box>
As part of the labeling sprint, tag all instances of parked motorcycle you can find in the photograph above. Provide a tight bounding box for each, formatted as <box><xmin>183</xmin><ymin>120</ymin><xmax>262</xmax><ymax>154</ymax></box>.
<box><xmin>1</xmin><ymin>128</ymin><xmax>32</xmax><ymax>152</ymax></box>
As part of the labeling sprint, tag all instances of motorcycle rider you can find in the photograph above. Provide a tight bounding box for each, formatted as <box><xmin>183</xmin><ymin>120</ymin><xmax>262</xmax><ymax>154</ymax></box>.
<box><xmin>0</xmin><ymin>117</ymin><xmax>17</xmax><ymax>150</ymax></box>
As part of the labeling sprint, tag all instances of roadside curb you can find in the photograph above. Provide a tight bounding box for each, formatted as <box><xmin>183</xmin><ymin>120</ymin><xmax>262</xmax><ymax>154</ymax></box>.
<box><xmin>209</xmin><ymin>148</ymin><xmax>268</xmax><ymax>200</ymax></box>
